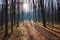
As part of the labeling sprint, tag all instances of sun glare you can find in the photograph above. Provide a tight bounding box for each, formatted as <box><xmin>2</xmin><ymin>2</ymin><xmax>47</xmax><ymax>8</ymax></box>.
<box><xmin>23</xmin><ymin>3</ymin><xmax>29</xmax><ymax>12</ymax></box>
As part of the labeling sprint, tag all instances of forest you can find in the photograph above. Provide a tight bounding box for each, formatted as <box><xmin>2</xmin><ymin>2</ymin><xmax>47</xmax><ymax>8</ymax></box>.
<box><xmin>0</xmin><ymin>0</ymin><xmax>60</xmax><ymax>38</ymax></box>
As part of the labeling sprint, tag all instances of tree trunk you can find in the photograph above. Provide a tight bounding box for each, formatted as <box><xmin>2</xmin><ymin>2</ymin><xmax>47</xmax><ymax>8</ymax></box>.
<box><xmin>33</xmin><ymin>0</ymin><xmax>37</xmax><ymax>22</ymax></box>
<box><xmin>17</xmin><ymin>0</ymin><xmax>20</xmax><ymax>27</ymax></box>
<box><xmin>4</xmin><ymin>0</ymin><xmax>8</xmax><ymax>37</ymax></box>
<box><xmin>58</xmin><ymin>0</ymin><xmax>60</xmax><ymax>23</ymax></box>
<box><xmin>38</xmin><ymin>0</ymin><xmax>41</xmax><ymax>22</ymax></box>
<box><xmin>1</xmin><ymin>5</ymin><xmax>3</xmax><ymax>30</ymax></box>
<box><xmin>13</xmin><ymin>0</ymin><xmax>16</xmax><ymax>26</ymax></box>
<box><xmin>11</xmin><ymin>0</ymin><xmax>14</xmax><ymax>32</ymax></box>
<box><xmin>51</xmin><ymin>0</ymin><xmax>54</xmax><ymax>27</ymax></box>
<box><xmin>40</xmin><ymin>0</ymin><xmax>46</xmax><ymax>27</ymax></box>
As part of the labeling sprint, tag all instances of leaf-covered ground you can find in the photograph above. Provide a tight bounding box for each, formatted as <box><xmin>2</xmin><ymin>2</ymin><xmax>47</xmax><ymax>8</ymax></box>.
<box><xmin>0</xmin><ymin>21</ymin><xmax>60</xmax><ymax>40</ymax></box>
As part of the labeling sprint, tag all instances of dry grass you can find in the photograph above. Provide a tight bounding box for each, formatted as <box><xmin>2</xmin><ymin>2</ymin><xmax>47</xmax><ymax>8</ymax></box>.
<box><xmin>37</xmin><ymin>22</ymin><xmax>60</xmax><ymax>31</ymax></box>
<box><xmin>17</xmin><ymin>23</ymin><xmax>29</xmax><ymax>40</ymax></box>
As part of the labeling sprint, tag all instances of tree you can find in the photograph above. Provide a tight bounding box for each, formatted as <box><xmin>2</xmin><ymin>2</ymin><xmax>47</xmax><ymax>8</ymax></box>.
<box><xmin>10</xmin><ymin>0</ymin><xmax>16</xmax><ymax>32</ymax></box>
<box><xmin>17</xmin><ymin>0</ymin><xmax>20</xmax><ymax>27</ymax></box>
<box><xmin>4</xmin><ymin>0</ymin><xmax>8</xmax><ymax>37</ymax></box>
<box><xmin>11</xmin><ymin>0</ymin><xmax>14</xmax><ymax>32</ymax></box>
<box><xmin>38</xmin><ymin>0</ymin><xmax>41</xmax><ymax>22</ymax></box>
<box><xmin>40</xmin><ymin>0</ymin><xmax>46</xmax><ymax>27</ymax></box>
<box><xmin>33</xmin><ymin>0</ymin><xmax>37</xmax><ymax>22</ymax></box>
<box><xmin>13</xmin><ymin>0</ymin><xmax>16</xmax><ymax>26</ymax></box>
<box><xmin>1</xmin><ymin>4</ymin><xmax>3</xmax><ymax>30</ymax></box>
<box><xmin>51</xmin><ymin>0</ymin><xmax>54</xmax><ymax>27</ymax></box>
<box><xmin>58</xmin><ymin>0</ymin><xmax>60</xmax><ymax>23</ymax></box>
<box><xmin>47</xmin><ymin>0</ymin><xmax>50</xmax><ymax>25</ymax></box>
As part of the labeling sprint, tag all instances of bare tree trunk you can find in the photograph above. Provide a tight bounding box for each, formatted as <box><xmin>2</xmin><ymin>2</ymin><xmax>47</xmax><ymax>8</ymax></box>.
<box><xmin>40</xmin><ymin>0</ymin><xmax>46</xmax><ymax>27</ymax></box>
<box><xmin>47</xmin><ymin>0</ymin><xmax>50</xmax><ymax>25</ymax></box>
<box><xmin>17</xmin><ymin>0</ymin><xmax>20</xmax><ymax>27</ymax></box>
<box><xmin>38</xmin><ymin>0</ymin><xmax>41</xmax><ymax>22</ymax></box>
<box><xmin>4</xmin><ymin>0</ymin><xmax>8</xmax><ymax>37</ymax></box>
<box><xmin>13</xmin><ymin>0</ymin><xmax>16</xmax><ymax>26</ymax></box>
<box><xmin>51</xmin><ymin>0</ymin><xmax>54</xmax><ymax>27</ymax></box>
<box><xmin>58</xmin><ymin>0</ymin><xmax>60</xmax><ymax>23</ymax></box>
<box><xmin>11</xmin><ymin>0</ymin><xmax>14</xmax><ymax>32</ymax></box>
<box><xmin>1</xmin><ymin>5</ymin><xmax>3</xmax><ymax>30</ymax></box>
<box><xmin>33</xmin><ymin>0</ymin><xmax>37</xmax><ymax>22</ymax></box>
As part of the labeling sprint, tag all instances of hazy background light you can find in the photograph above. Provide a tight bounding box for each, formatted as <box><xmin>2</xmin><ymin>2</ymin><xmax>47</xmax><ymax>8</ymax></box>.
<box><xmin>0</xmin><ymin>0</ymin><xmax>2</xmax><ymax>4</ymax></box>
<box><xmin>23</xmin><ymin>3</ymin><xmax>29</xmax><ymax>12</ymax></box>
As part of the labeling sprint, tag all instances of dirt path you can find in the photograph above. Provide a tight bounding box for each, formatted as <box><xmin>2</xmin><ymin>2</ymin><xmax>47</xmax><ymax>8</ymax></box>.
<box><xmin>26</xmin><ymin>21</ymin><xmax>60</xmax><ymax>40</ymax></box>
<box><xmin>0</xmin><ymin>21</ymin><xmax>60</xmax><ymax>40</ymax></box>
<box><xmin>26</xmin><ymin>21</ymin><xmax>45</xmax><ymax>40</ymax></box>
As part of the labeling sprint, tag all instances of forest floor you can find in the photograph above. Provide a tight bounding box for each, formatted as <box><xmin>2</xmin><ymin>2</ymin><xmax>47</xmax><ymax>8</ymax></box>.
<box><xmin>37</xmin><ymin>22</ymin><xmax>60</xmax><ymax>33</ymax></box>
<box><xmin>0</xmin><ymin>21</ymin><xmax>60</xmax><ymax>40</ymax></box>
